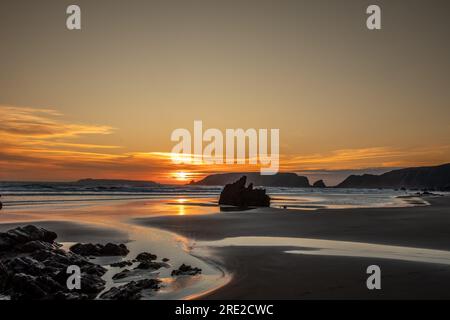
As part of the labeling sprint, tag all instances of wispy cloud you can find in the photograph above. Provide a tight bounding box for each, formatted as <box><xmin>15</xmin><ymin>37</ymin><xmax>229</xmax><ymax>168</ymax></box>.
<box><xmin>0</xmin><ymin>106</ymin><xmax>113</xmax><ymax>138</ymax></box>
<box><xmin>0</xmin><ymin>105</ymin><xmax>449</xmax><ymax>183</ymax></box>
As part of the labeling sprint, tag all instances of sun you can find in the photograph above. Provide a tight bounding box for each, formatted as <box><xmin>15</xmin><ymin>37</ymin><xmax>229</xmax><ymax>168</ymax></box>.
<box><xmin>174</xmin><ymin>171</ymin><xmax>188</xmax><ymax>181</ymax></box>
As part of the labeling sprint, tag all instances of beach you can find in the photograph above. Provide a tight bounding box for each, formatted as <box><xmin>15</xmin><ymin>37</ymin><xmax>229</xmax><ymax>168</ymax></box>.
<box><xmin>136</xmin><ymin>195</ymin><xmax>450</xmax><ymax>299</ymax></box>
<box><xmin>1</xmin><ymin>189</ymin><xmax>450</xmax><ymax>299</ymax></box>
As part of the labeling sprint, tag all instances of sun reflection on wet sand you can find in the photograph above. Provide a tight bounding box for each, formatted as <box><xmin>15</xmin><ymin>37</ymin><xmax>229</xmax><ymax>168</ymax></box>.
<box><xmin>0</xmin><ymin>198</ymin><xmax>230</xmax><ymax>300</ymax></box>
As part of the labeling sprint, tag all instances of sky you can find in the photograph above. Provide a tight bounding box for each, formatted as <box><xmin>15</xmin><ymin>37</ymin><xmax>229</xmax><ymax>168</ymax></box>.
<box><xmin>1</xmin><ymin>0</ymin><xmax>450</xmax><ymax>185</ymax></box>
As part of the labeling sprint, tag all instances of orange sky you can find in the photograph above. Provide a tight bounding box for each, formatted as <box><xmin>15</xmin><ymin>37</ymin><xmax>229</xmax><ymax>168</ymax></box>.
<box><xmin>1</xmin><ymin>105</ymin><xmax>449</xmax><ymax>185</ymax></box>
<box><xmin>1</xmin><ymin>1</ymin><xmax>450</xmax><ymax>185</ymax></box>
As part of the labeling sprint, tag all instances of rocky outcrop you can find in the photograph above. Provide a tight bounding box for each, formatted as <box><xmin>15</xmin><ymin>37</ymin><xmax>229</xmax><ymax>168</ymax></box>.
<box><xmin>171</xmin><ymin>264</ymin><xmax>202</xmax><ymax>276</ymax></box>
<box><xmin>135</xmin><ymin>252</ymin><xmax>157</xmax><ymax>262</ymax></box>
<box><xmin>191</xmin><ymin>172</ymin><xmax>311</xmax><ymax>187</ymax></box>
<box><xmin>0</xmin><ymin>225</ymin><xmax>107</xmax><ymax>300</ymax></box>
<box><xmin>112</xmin><ymin>269</ymin><xmax>131</xmax><ymax>280</ymax></box>
<box><xmin>312</xmin><ymin>180</ymin><xmax>326</xmax><ymax>188</ymax></box>
<box><xmin>134</xmin><ymin>261</ymin><xmax>167</xmax><ymax>270</ymax></box>
<box><xmin>69</xmin><ymin>242</ymin><xmax>129</xmax><ymax>256</ymax></box>
<box><xmin>110</xmin><ymin>260</ymin><xmax>133</xmax><ymax>268</ymax></box>
<box><xmin>0</xmin><ymin>225</ymin><xmax>57</xmax><ymax>251</ymax></box>
<box><xmin>100</xmin><ymin>279</ymin><xmax>161</xmax><ymax>300</ymax></box>
<box><xmin>337</xmin><ymin>163</ymin><xmax>450</xmax><ymax>190</ymax></box>
<box><xmin>219</xmin><ymin>176</ymin><xmax>270</xmax><ymax>207</ymax></box>
<box><xmin>0</xmin><ymin>225</ymin><xmax>203</xmax><ymax>300</ymax></box>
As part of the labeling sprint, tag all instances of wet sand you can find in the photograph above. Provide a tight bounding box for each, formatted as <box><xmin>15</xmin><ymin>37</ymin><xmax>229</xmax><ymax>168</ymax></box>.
<box><xmin>0</xmin><ymin>200</ymin><xmax>229</xmax><ymax>300</ymax></box>
<box><xmin>0</xmin><ymin>220</ymin><xmax>129</xmax><ymax>244</ymax></box>
<box><xmin>135</xmin><ymin>196</ymin><xmax>450</xmax><ymax>299</ymax></box>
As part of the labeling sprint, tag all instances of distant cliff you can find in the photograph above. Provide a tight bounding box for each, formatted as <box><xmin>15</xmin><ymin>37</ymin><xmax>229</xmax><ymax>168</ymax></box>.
<box><xmin>190</xmin><ymin>172</ymin><xmax>311</xmax><ymax>187</ymax></box>
<box><xmin>337</xmin><ymin>163</ymin><xmax>450</xmax><ymax>190</ymax></box>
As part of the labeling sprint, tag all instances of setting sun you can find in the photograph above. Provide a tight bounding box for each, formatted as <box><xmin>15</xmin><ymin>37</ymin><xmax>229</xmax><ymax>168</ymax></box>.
<box><xmin>174</xmin><ymin>171</ymin><xmax>189</xmax><ymax>181</ymax></box>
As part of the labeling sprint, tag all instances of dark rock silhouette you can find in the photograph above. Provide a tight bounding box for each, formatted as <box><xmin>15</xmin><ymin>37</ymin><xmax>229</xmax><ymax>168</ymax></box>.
<box><xmin>135</xmin><ymin>252</ymin><xmax>157</xmax><ymax>262</ymax></box>
<box><xmin>0</xmin><ymin>225</ymin><xmax>107</xmax><ymax>300</ymax></box>
<box><xmin>100</xmin><ymin>279</ymin><xmax>161</xmax><ymax>300</ymax></box>
<box><xmin>312</xmin><ymin>180</ymin><xmax>326</xmax><ymax>188</ymax></box>
<box><xmin>218</xmin><ymin>176</ymin><xmax>270</xmax><ymax>207</ymax></box>
<box><xmin>0</xmin><ymin>225</ymin><xmax>57</xmax><ymax>251</ymax></box>
<box><xmin>171</xmin><ymin>264</ymin><xmax>202</xmax><ymax>276</ymax></box>
<box><xmin>134</xmin><ymin>261</ymin><xmax>166</xmax><ymax>270</ymax></box>
<box><xmin>110</xmin><ymin>260</ymin><xmax>133</xmax><ymax>268</ymax></box>
<box><xmin>0</xmin><ymin>225</ymin><xmax>174</xmax><ymax>300</ymax></box>
<box><xmin>112</xmin><ymin>269</ymin><xmax>130</xmax><ymax>280</ymax></box>
<box><xmin>70</xmin><ymin>242</ymin><xmax>129</xmax><ymax>256</ymax></box>
<box><xmin>192</xmin><ymin>172</ymin><xmax>310</xmax><ymax>187</ymax></box>
<box><xmin>337</xmin><ymin>163</ymin><xmax>450</xmax><ymax>190</ymax></box>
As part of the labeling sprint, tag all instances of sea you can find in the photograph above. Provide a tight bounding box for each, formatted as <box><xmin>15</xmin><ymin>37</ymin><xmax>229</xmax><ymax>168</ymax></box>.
<box><xmin>0</xmin><ymin>181</ymin><xmax>423</xmax><ymax>211</ymax></box>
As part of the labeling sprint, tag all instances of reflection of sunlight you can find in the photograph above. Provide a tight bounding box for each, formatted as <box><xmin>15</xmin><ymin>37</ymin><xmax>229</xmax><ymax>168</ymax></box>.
<box><xmin>177</xmin><ymin>198</ymin><xmax>187</xmax><ymax>215</ymax></box>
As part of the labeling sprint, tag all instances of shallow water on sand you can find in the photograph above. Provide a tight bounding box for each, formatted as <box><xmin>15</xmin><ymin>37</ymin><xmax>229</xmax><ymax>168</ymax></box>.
<box><xmin>0</xmin><ymin>199</ymin><xmax>230</xmax><ymax>300</ymax></box>
<box><xmin>197</xmin><ymin>237</ymin><xmax>450</xmax><ymax>265</ymax></box>
<box><xmin>0</xmin><ymin>193</ymin><xmax>436</xmax><ymax>299</ymax></box>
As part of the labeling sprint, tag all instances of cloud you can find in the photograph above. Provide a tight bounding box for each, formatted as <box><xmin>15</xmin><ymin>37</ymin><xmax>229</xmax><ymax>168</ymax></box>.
<box><xmin>0</xmin><ymin>106</ymin><xmax>113</xmax><ymax>138</ymax></box>
<box><xmin>279</xmin><ymin>146</ymin><xmax>450</xmax><ymax>171</ymax></box>
<box><xmin>1</xmin><ymin>105</ymin><xmax>449</xmax><ymax>183</ymax></box>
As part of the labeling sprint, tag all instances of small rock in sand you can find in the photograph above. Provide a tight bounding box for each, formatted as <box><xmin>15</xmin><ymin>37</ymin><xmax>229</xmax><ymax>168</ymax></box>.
<box><xmin>100</xmin><ymin>279</ymin><xmax>161</xmax><ymax>300</ymax></box>
<box><xmin>171</xmin><ymin>264</ymin><xmax>202</xmax><ymax>276</ymax></box>
<box><xmin>110</xmin><ymin>260</ymin><xmax>133</xmax><ymax>268</ymax></box>
<box><xmin>112</xmin><ymin>269</ymin><xmax>130</xmax><ymax>280</ymax></box>
<box><xmin>70</xmin><ymin>242</ymin><xmax>129</xmax><ymax>256</ymax></box>
<box><xmin>135</xmin><ymin>252</ymin><xmax>157</xmax><ymax>262</ymax></box>
<box><xmin>134</xmin><ymin>261</ymin><xmax>166</xmax><ymax>270</ymax></box>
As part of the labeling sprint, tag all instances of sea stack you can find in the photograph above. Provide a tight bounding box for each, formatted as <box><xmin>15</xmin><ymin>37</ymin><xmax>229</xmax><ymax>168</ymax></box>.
<box><xmin>312</xmin><ymin>180</ymin><xmax>326</xmax><ymax>188</ymax></box>
<box><xmin>219</xmin><ymin>176</ymin><xmax>270</xmax><ymax>207</ymax></box>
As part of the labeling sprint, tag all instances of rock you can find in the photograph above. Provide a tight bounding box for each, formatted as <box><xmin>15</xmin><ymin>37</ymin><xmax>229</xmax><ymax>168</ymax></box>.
<box><xmin>162</xmin><ymin>258</ymin><xmax>170</xmax><ymax>262</ymax></box>
<box><xmin>7</xmin><ymin>225</ymin><xmax>57</xmax><ymax>244</ymax></box>
<box><xmin>218</xmin><ymin>176</ymin><xmax>270</xmax><ymax>207</ymax></box>
<box><xmin>135</xmin><ymin>252</ymin><xmax>157</xmax><ymax>262</ymax></box>
<box><xmin>171</xmin><ymin>264</ymin><xmax>202</xmax><ymax>276</ymax></box>
<box><xmin>69</xmin><ymin>243</ymin><xmax>101</xmax><ymax>256</ymax></box>
<box><xmin>312</xmin><ymin>180</ymin><xmax>326</xmax><ymax>188</ymax></box>
<box><xmin>10</xmin><ymin>273</ymin><xmax>48</xmax><ymax>300</ymax></box>
<box><xmin>81</xmin><ymin>263</ymin><xmax>107</xmax><ymax>277</ymax></box>
<box><xmin>100</xmin><ymin>279</ymin><xmax>161</xmax><ymax>300</ymax></box>
<box><xmin>110</xmin><ymin>260</ymin><xmax>133</xmax><ymax>268</ymax></box>
<box><xmin>134</xmin><ymin>261</ymin><xmax>166</xmax><ymax>270</ymax></box>
<box><xmin>34</xmin><ymin>275</ymin><xmax>66</xmax><ymax>294</ymax></box>
<box><xmin>0</xmin><ymin>225</ymin><xmax>57</xmax><ymax>251</ymax></box>
<box><xmin>0</xmin><ymin>261</ymin><xmax>8</xmax><ymax>290</ymax></box>
<box><xmin>53</xmin><ymin>291</ymin><xmax>89</xmax><ymax>300</ymax></box>
<box><xmin>0</xmin><ymin>234</ymin><xmax>13</xmax><ymax>251</ymax></box>
<box><xmin>79</xmin><ymin>273</ymin><xmax>106</xmax><ymax>296</ymax></box>
<box><xmin>0</xmin><ymin>225</ymin><xmax>111</xmax><ymax>300</ymax></box>
<box><xmin>6</xmin><ymin>256</ymin><xmax>46</xmax><ymax>276</ymax></box>
<box><xmin>102</xmin><ymin>243</ymin><xmax>129</xmax><ymax>256</ymax></box>
<box><xmin>70</xmin><ymin>242</ymin><xmax>129</xmax><ymax>256</ymax></box>
<box><xmin>112</xmin><ymin>269</ymin><xmax>130</xmax><ymax>280</ymax></box>
<box><xmin>193</xmin><ymin>172</ymin><xmax>311</xmax><ymax>187</ymax></box>
<box><xmin>19</xmin><ymin>240</ymin><xmax>59</xmax><ymax>253</ymax></box>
